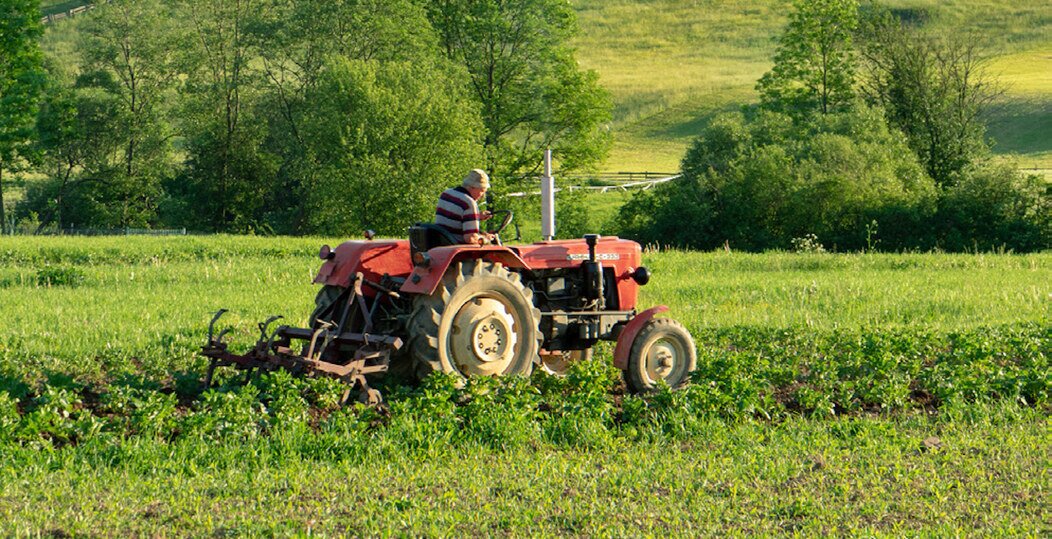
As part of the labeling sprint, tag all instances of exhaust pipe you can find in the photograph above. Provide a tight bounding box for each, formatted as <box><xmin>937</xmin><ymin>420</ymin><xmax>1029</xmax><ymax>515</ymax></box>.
<box><xmin>541</xmin><ymin>148</ymin><xmax>555</xmax><ymax>241</ymax></box>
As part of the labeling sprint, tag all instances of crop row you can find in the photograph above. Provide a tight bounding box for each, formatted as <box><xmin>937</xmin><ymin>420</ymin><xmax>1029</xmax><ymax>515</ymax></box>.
<box><xmin>0</xmin><ymin>324</ymin><xmax>1045</xmax><ymax>451</ymax></box>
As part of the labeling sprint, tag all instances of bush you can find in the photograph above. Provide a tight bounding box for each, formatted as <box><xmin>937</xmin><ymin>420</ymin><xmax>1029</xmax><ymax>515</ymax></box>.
<box><xmin>618</xmin><ymin>105</ymin><xmax>938</xmax><ymax>251</ymax></box>
<box><xmin>36</xmin><ymin>265</ymin><xmax>86</xmax><ymax>287</ymax></box>
<box><xmin>936</xmin><ymin>164</ymin><xmax>1050</xmax><ymax>252</ymax></box>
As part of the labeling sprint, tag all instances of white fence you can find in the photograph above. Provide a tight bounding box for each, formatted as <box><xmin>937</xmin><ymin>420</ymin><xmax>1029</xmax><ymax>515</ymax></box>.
<box><xmin>40</xmin><ymin>2</ymin><xmax>97</xmax><ymax>25</ymax></box>
<box><xmin>505</xmin><ymin>173</ymin><xmax>682</xmax><ymax>198</ymax></box>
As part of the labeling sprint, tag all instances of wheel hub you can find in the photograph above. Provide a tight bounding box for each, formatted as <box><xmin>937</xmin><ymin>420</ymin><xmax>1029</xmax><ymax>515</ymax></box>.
<box><xmin>449</xmin><ymin>297</ymin><xmax>519</xmax><ymax>376</ymax></box>
<box><xmin>645</xmin><ymin>339</ymin><xmax>681</xmax><ymax>382</ymax></box>
<box><xmin>471</xmin><ymin>315</ymin><xmax>508</xmax><ymax>362</ymax></box>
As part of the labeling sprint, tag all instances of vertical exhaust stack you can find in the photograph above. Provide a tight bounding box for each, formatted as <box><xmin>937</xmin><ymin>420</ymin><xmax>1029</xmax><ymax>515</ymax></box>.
<box><xmin>541</xmin><ymin>149</ymin><xmax>555</xmax><ymax>241</ymax></box>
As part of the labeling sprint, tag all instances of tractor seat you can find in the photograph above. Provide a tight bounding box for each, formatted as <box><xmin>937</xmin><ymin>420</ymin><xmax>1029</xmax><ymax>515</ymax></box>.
<box><xmin>408</xmin><ymin>223</ymin><xmax>461</xmax><ymax>256</ymax></box>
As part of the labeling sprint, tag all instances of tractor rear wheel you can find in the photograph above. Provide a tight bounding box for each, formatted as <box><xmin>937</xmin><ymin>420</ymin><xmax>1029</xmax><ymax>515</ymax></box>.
<box><xmin>408</xmin><ymin>259</ymin><xmax>542</xmax><ymax>380</ymax></box>
<box><xmin>624</xmin><ymin>318</ymin><xmax>696</xmax><ymax>393</ymax></box>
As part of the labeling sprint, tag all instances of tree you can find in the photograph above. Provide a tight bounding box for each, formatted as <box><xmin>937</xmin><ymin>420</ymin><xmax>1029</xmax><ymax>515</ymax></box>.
<box><xmin>177</xmin><ymin>0</ymin><xmax>277</xmax><ymax>231</ymax></box>
<box><xmin>757</xmin><ymin>0</ymin><xmax>859</xmax><ymax>115</ymax></box>
<box><xmin>247</xmin><ymin>0</ymin><xmax>443</xmax><ymax>231</ymax></box>
<box><xmin>26</xmin><ymin>70</ymin><xmax>119</xmax><ymax>231</ymax></box>
<box><xmin>64</xmin><ymin>0</ymin><xmax>183</xmax><ymax>227</ymax></box>
<box><xmin>0</xmin><ymin>0</ymin><xmax>45</xmax><ymax>233</ymax></box>
<box><xmin>618</xmin><ymin>105</ymin><xmax>937</xmax><ymax>251</ymax></box>
<box><xmin>857</xmin><ymin>10</ymin><xmax>1002</xmax><ymax>187</ymax></box>
<box><xmin>427</xmin><ymin>0</ymin><xmax>611</xmax><ymax>184</ymax></box>
<box><xmin>299</xmin><ymin>58</ymin><xmax>484</xmax><ymax>235</ymax></box>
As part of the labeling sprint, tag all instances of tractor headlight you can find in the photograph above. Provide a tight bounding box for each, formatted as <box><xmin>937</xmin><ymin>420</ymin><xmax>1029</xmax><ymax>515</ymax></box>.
<box><xmin>631</xmin><ymin>266</ymin><xmax>651</xmax><ymax>285</ymax></box>
<box><xmin>319</xmin><ymin>245</ymin><xmax>335</xmax><ymax>260</ymax></box>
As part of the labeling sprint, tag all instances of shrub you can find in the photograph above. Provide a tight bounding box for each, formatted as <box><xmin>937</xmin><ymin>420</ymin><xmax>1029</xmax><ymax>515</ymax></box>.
<box><xmin>36</xmin><ymin>265</ymin><xmax>86</xmax><ymax>287</ymax></box>
<box><xmin>180</xmin><ymin>385</ymin><xmax>267</xmax><ymax>440</ymax></box>
<box><xmin>618</xmin><ymin>105</ymin><xmax>937</xmax><ymax>251</ymax></box>
<box><xmin>0</xmin><ymin>392</ymin><xmax>19</xmax><ymax>443</ymax></box>
<box><xmin>457</xmin><ymin>375</ymin><xmax>541</xmax><ymax>449</ymax></box>
<box><xmin>936</xmin><ymin>164</ymin><xmax>1050</xmax><ymax>252</ymax></box>
<box><xmin>16</xmin><ymin>386</ymin><xmax>104</xmax><ymax>447</ymax></box>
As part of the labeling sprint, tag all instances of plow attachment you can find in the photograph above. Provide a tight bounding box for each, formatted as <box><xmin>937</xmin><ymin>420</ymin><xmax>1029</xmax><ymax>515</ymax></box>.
<box><xmin>201</xmin><ymin>279</ymin><xmax>403</xmax><ymax>406</ymax></box>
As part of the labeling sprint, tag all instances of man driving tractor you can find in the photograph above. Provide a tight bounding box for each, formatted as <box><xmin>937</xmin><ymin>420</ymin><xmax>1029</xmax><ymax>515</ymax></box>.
<box><xmin>435</xmin><ymin>169</ymin><xmax>495</xmax><ymax>245</ymax></box>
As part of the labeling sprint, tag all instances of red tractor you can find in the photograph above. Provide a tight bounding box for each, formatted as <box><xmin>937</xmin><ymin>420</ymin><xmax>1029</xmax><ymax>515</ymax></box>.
<box><xmin>202</xmin><ymin>212</ymin><xmax>696</xmax><ymax>404</ymax></box>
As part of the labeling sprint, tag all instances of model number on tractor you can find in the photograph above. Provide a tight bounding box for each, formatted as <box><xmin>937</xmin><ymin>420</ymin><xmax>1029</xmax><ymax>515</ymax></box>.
<box><xmin>567</xmin><ymin>253</ymin><xmax>620</xmax><ymax>261</ymax></box>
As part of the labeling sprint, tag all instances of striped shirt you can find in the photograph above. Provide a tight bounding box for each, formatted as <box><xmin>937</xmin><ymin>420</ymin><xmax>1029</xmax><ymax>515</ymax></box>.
<box><xmin>435</xmin><ymin>186</ymin><xmax>480</xmax><ymax>238</ymax></box>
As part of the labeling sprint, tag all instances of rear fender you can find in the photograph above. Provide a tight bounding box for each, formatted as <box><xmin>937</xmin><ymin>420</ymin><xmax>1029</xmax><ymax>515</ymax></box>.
<box><xmin>613</xmin><ymin>305</ymin><xmax>669</xmax><ymax>370</ymax></box>
<box><xmin>399</xmin><ymin>245</ymin><xmax>531</xmax><ymax>296</ymax></box>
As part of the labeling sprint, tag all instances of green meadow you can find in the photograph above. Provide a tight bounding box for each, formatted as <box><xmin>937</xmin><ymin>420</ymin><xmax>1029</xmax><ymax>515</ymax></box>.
<box><xmin>571</xmin><ymin>0</ymin><xmax>1052</xmax><ymax>171</ymax></box>
<box><xmin>0</xmin><ymin>236</ymin><xmax>1048</xmax><ymax>535</ymax></box>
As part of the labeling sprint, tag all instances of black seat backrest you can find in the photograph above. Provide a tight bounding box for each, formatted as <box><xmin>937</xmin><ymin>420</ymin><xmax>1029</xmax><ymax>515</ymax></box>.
<box><xmin>408</xmin><ymin>223</ymin><xmax>461</xmax><ymax>257</ymax></box>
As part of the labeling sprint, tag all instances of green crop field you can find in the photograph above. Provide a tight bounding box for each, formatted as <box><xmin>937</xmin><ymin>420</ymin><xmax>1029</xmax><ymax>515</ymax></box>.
<box><xmin>0</xmin><ymin>236</ymin><xmax>1048</xmax><ymax>535</ymax></box>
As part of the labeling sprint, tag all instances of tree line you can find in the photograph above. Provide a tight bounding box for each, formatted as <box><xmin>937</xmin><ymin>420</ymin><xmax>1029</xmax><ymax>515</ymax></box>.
<box><xmin>0</xmin><ymin>0</ymin><xmax>611</xmax><ymax>235</ymax></box>
<box><xmin>620</xmin><ymin>0</ymin><xmax>1049</xmax><ymax>252</ymax></box>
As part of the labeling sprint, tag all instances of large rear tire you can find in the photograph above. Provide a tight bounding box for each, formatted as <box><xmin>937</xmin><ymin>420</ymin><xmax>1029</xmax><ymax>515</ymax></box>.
<box><xmin>624</xmin><ymin>318</ymin><xmax>696</xmax><ymax>393</ymax></box>
<box><xmin>408</xmin><ymin>259</ymin><xmax>542</xmax><ymax>380</ymax></box>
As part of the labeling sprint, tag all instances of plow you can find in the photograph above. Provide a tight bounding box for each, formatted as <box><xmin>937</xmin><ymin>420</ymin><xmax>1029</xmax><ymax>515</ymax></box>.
<box><xmin>202</xmin><ymin>273</ymin><xmax>401</xmax><ymax>406</ymax></box>
<box><xmin>201</xmin><ymin>202</ymin><xmax>698</xmax><ymax>406</ymax></box>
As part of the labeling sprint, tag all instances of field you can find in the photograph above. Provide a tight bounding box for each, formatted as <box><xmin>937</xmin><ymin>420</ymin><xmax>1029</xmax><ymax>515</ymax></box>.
<box><xmin>0</xmin><ymin>236</ymin><xmax>1048</xmax><ymax>535</ymax></box>
<box><xmin>571</xmin><ymin>0</ymin><xmax>1052</xmax><ymax>171</ymax></box>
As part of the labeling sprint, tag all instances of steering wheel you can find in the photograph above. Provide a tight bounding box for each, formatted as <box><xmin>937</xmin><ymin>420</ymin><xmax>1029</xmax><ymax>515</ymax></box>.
<box><xmin>486</xmin><ymin>209</ymin><xmax>513</xmax><ymax>238</ymax></box>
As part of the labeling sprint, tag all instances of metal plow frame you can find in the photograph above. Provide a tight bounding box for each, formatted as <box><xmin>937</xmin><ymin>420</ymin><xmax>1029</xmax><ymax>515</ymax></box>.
<box><xmin>201</xmin><ymin>274</ymin><xmax>402</xmax><ymax>406</ymax></box>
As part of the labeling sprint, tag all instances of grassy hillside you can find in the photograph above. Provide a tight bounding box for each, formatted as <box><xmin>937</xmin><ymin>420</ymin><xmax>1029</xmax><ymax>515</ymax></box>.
<box><xmin>572</xmin><ymin>0</ymin><xmax>1052</xmax><ymax>171</ymax></box>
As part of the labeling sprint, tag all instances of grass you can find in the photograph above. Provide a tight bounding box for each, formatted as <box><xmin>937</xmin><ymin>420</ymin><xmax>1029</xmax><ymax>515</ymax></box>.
<box><xmin>570</xmin><ymin>0</ymin><xmax>1052</xmax><ymax>171</ymax></box>
<box><xmin>0</xmin><ymin>214</ymin><xmax>1047</xmax><ymax>534</ymax></box>
<box><xmin>1</xmin><ymin>404</ymin><xmax>1046</xmax><ymax>536</ymax></box>
<box><xmin>0</xmin><ymin>231</ymin><xmax>1048</xmax><ymax>534</ymax></box>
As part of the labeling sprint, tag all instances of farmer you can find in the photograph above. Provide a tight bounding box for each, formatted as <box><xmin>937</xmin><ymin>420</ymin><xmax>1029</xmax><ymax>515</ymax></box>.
<box><xmin>435</xmin><ymin>168</ymin><xmax>494</xmax><ymax>245</ymax></box>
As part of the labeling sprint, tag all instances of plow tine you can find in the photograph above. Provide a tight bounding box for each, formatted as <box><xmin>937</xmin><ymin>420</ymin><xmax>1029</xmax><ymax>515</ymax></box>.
<box><xmin>215</xmin><ymin>328</ymin><xmax>233</xmax><ymax>346</ymax></box>
<box><xmin>203</xmin><ymin>358</ymin><xmax>219</xmax><ymax>390</ymax></box>
<box><xmin>257</xmin><ymin>315</ymin><xmax>283</xmax><ymax>342</ymax></box>
<box><xmin>306</xmin><ymin>322</ymin><xmax>333</xmax><ymax>360</ymax></box>
<box><xmin>207</xmin><ymin>309</ymin><xmax>229</xmax><ymax>343</ymax></box>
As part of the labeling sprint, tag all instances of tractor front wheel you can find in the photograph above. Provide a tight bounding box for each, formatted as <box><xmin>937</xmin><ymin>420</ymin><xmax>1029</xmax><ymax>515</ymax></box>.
<box><xmin>624</xmin><ymin>318</ymin><xmax>696</xmax><ymax>393</ymax></box>
<box><xmin>408</xmin><ymin>260</ymin><xmax>542</xmax><ymax>380</ymax></box>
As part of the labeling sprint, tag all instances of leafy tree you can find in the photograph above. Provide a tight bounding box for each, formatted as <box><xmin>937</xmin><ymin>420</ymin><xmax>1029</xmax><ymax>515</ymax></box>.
<box><xmin>757</xmin><ymin>0</ymin><xmax>859</xmax><ymax>115</ymax></box>
<box><xmin>936</xmin><ymin>164</ymin><xmax>1050</xmax><ymax>251</ymax></box>
<box><xmin>857</xmin><ymin>9</ymin><xmax>1002</xmax><ymax>187</ymax></box>
<box><xmin>427</xmin><ymin>0</ymin><xmax>611</xmax><ymax>183</ymax></box>
<box><xmin>299</xmin><ymin>58</ymin><xmax>484</xmax><ymax>235</ymax></box>
<box><xmin>24</xmin><ymin>69</ymin><xmax>125</xmax><ymax>231</ymax></box>
<box><xmin>176</xmin><ymin>0</ymin><xmax>277</xmax><ymax>231</ymax></box>
<box><xmin>248</xmin><ymin>0</ymin><xmax>444</xmax><ymax>231</ymax></box>
<box><xmin>0</xmin><ymin>0</ymin><xmax>45</xmax><ymax>233</ymax></box>
<box><xmin>50</xmin><ymin>0</ymin><xmax>184</xmax><ymax>228</ymax></box>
